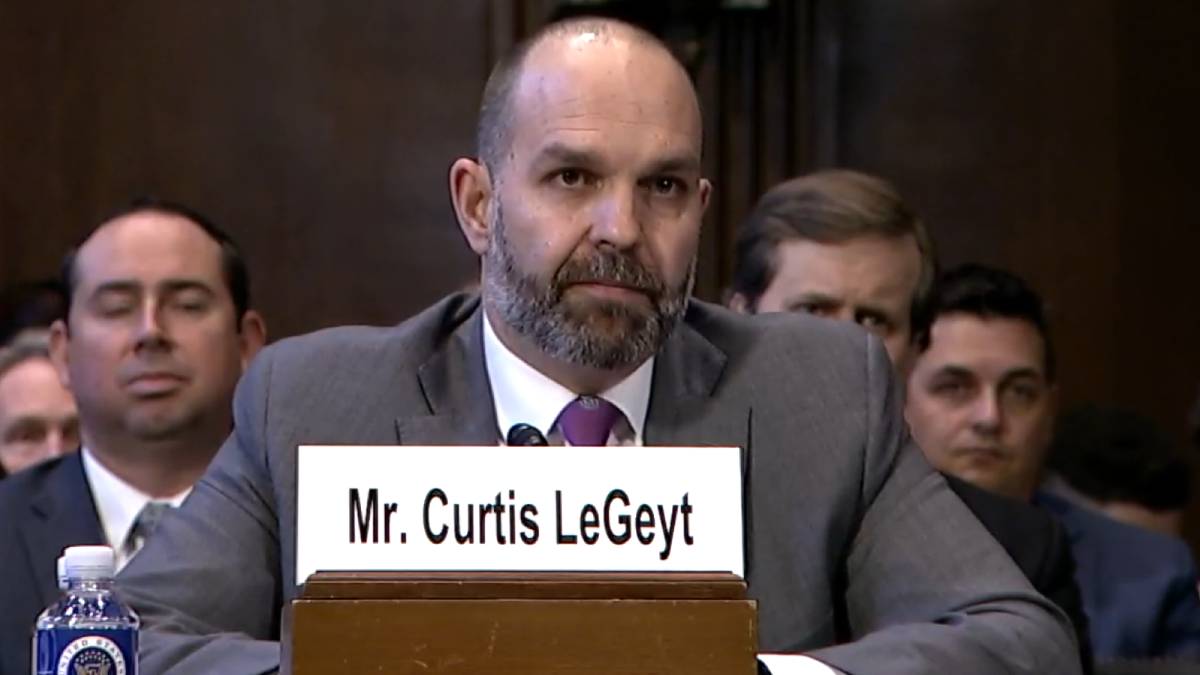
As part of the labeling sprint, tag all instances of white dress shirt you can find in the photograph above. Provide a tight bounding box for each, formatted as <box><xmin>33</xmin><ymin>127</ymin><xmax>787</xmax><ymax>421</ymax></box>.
<box><xmin>481</xmin><ymin>314</ymin><xmax>837</xmax><ymax>674</ymax></box>
<box><xmin>81</xmin><ymin>448</ymin><xmax>191</xmax><ymax>572</ymax></box>
<box><xmin>483</xmin><ymin>313</ymin><xmax>652</xmax><ymax>445</ymax></box>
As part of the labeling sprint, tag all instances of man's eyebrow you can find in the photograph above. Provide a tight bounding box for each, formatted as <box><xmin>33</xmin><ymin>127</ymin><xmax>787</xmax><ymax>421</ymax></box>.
<box><xmin>90</xmin><ymin>280</ymin><xmax>141</xmax><ymax>298</ymax></box>
<box><xmin>2</xmin><ymin>416</ymin><xmax>47</xmax><ymax>438</ymax></box>
<box><xmin>931</xmin><ymin>365</ymin><xmax>974</xmax><ymax>380</ymax></box>
<box><xmin>529</xmin><ymin>143</ymin><xmax>701</xmax><ymax>176</ymax></box>
<box><xmin>645</xmin><ymin>154</ymin><xmax>701</xmax><ymax>175</ymax></box>
<box><xmin>89</xmin><ymin>279</ymin><xmax>217</xmax><ymax>300</ymax></box>
<box><xmin>530</xmin><ymin>142</ymin><xmax>605</xmax><ymax>168</ymax></box>
<box><xmin>158</xmin><ymin>279</ymin><xmax>217</xmax><ymax>296</ymax></box>
<box><xmin>786</xmin><ymin>292</ymin><xmax>840</xmax><ymax>307</ymax></box>
<box><xmin>852</xmin><ymin>303</ymin><xmax>895</xmax><ymax>321</ymax></box>
<box><xmin>1000</xmin><ymin>368</ymin><xmax>1045</xmax><ymax>385</ymax></box>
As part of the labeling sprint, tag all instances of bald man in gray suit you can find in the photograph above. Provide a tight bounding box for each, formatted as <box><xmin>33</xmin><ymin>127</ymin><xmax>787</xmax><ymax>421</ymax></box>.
<box><xmin>117</xmin><ymin>17</ymin><xmax>1080</xmax><ymax>675</ymax></box>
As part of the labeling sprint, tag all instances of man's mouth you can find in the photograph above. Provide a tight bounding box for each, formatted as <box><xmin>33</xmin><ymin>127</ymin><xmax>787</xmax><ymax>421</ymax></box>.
<box><xmin>567</xmin><ymin>281</ymin><xmax>651</xmax><ymax>301</ymax></box>
<box><xmin>954</xmin><ymin>446</ymin><xmax>1009</xmax><ymax>463</ymax></box>
<box><xmin>124</xmin><ymin>372</ymin><xmax>187</xmax><ymax>396</ymax></box>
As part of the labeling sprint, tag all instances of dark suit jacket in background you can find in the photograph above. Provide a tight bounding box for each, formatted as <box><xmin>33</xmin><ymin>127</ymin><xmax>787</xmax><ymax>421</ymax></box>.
<box><xmin>1038</xmin><ymin>491</ymin><xmax>1200</xmax><ymax>661</ymax></box>
<box><xmin>945</xmin><ymin>474</ymin><xmax>1094</xmax><ymax>673</ymax></box>
<box><xmin>117</xmin><ymin>293</ymin><xmax>1082</xmax><ymax>675</ymax></box>
<box><xmin>0</xmin><ymin>452</ymin><xmax>105</xmax><ymax>675</ymax></box>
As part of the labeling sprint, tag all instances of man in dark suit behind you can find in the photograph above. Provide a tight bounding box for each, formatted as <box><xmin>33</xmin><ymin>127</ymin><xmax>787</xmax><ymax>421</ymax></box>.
<box><xmin>905</xmin><ymin>263</ymin><xmax>1200</xmax><ymax>661</ymax></box>
<box><xmin>726</xmin><ymin>169</ymin><xmax>1093</xmax><ymax>671</ymax></box>
<box><xmin>0</xmin><ymin>200</ymin><xmax>265</xmax><ymax>675</ymax></box>
<box><xmin>116</xmin><ymin>18</ymin><xmax>1081</xmax><ymax>675</ymax></box>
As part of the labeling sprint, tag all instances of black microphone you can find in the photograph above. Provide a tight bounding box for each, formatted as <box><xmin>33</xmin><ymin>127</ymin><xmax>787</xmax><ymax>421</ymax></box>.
<box><xmin>506</xmin><ymin>423</ymin><xmax>548</xmax><ymax>446</ymax></box>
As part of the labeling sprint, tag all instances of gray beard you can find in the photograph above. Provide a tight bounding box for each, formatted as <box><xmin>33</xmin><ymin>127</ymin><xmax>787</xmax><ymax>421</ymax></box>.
<box><xmin>482</xmin><ymin>205</ymin><xmax>692</xmax><ymax>371</ymax></box>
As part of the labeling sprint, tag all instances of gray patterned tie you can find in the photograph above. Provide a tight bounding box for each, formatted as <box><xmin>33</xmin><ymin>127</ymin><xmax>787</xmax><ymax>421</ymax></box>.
<box><xmin>124</xmin><ymin>501</ymin><xmax>173</xmax><ymax>557</ymax></box>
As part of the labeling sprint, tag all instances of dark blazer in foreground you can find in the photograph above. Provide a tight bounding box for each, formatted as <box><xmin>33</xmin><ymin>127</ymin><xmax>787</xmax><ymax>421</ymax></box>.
<box><xmin>117</xmin><ymin>294</ymin><xmax>1082</xmax><ymax>675</ymax></box>
<box><xmin>0</xmin><ymin>452</ymin><xmax>105</xmax><ymax>675</ymax></box>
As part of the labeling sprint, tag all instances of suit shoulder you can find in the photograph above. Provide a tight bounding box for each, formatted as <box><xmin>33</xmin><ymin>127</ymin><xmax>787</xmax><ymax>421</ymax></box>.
<box><xmin>1047</xmin><ymin>494</ymin><xmax>1197</xmax><ymax>574</ymax></box>
<box><xmin>686</xmin><ymin>299</ymin><xmax>873</xmax><ymax>374</ymax></box>
<box><xmin>691</xmin><ymin>300</ymin><xmax>868</xmax><ymax>360</ymax></box>
<box><xmin>0</xmin><ymin>456</ymin><xmax>67</xmax><ymax>513</ymax></box>
<box><xmin>256</xmin><ymin>292</ymin><xmax>480</xmax><ymax>377</ymax></box>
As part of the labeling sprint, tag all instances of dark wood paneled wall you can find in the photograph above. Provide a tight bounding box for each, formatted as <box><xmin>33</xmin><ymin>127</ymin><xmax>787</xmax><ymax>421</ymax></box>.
<box><xmin>0</xmin><ymin>2</ymin><xmax>494</xmax><ymax>339</ymax></box>
<box><xmin>828</xmin><ymin>0</ymin><xmax>1200</xmax><ymax>541</ymax></box>
<box><xmin>833</xmin><ymin>0</ymin><xmax>1127</xmax><ymax>413</ymax></box>
<box><xmin>829</xmin><ymin>0</ymin><xmax>1200</xmax><ymax>444</ymax></box>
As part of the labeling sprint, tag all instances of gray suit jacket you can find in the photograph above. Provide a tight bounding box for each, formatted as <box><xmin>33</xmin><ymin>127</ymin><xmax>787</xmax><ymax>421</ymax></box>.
<box><xmin>117</xmin><ymin>293</ymin><xmax>1080</xmax><ymax>674</ymax></box>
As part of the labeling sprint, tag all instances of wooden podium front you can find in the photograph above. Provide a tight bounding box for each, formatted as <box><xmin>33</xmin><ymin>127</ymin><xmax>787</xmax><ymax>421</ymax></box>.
<box><xmin>290</xmin><ymin>571</ymin><xmax>758</xmax><ymax>674</ymax></box>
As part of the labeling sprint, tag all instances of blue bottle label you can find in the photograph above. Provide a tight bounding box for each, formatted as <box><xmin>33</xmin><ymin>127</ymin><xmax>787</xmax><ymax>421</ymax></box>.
<box><xmin>36</xmin><ymin>628</ymin><xmax>137</xmax><ymax>675</ymax></box>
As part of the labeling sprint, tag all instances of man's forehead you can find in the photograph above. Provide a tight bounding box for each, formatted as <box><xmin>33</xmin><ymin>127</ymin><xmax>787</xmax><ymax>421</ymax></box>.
<box><xmin>774</xmin><ymin>237</ymin><xmax>920</xmax><ymax>300</ymax></box>
<box><xmin>923</xmin><ymin>314</ymin><xmax>1047</xmax><ymax>375</ymax></box>
<box><xmin>0</xmin><ymin>357</ymin><xmax>59</xmax><ymax>399</ymax></box>
<box><xmin>509</xmin><ymin>36</ymin><xmax>702</xmax><ymax>151</ymax></box>
<box><xmin>75</xmin><ymin>212</ymin><xmax>224</xmax><ymax>288</ymax></box>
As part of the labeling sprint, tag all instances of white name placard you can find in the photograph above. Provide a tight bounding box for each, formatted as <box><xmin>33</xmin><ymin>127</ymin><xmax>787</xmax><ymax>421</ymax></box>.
<box><xmin>295</xmin><ymin>445</ymin><xmax>743</xmax><ymax>583</ymax></box>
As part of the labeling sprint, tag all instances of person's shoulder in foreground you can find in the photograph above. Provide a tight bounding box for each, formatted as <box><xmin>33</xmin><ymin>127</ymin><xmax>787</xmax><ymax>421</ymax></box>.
<box><xmin>690</xmin><ymin>306</ymin><xmax>1079</xmax><ymax>674</ymax></box>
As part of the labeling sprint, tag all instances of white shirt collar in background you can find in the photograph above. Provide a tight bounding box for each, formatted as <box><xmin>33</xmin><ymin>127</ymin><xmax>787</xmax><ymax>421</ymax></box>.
<box><xmin>81</xmin><ymin>447</ymin><xmax>191</xmax><ymax>571</ymax></box>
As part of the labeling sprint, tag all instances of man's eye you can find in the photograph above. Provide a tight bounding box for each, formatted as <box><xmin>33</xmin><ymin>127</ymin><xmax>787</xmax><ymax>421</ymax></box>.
<box><xmin>858</xmin><ymin>315</ymin><xmax>884</xmax><ymax>329</ymax></box>
<box><xmin>651</xmin><ymin>177</ymin><xmax>684</xmax><ymax>196</ymax></box>
<box><xmin>10</xmin><ymin>424</ymin><xmax>46</xmax><ymax>443</ymax></box>
<box><xmin>1004</xmin><ymin>383</ymin><xmax>1042</xmax><ymax>406</ymax></box>
<box><xmin>932</xmin><ymin>381</ymin><xmax>971</xmax><ymax>399</ymax></box>
<box><xmin>555</xmin><ymin>169</ymin><xmax>586</xmax><ymax>187</ymax></box>
<box><xmin>96</xmin><ymin>301</ymin><xmax>135</xmax><ymax>318</ymax></box>
<box><xmin>793</xmin><ymin>303</ymin><xmax>832</xmax><ymax>317</ymax></box>
<box><xmin>172</xmin><ymin>298</ymin><xmax>209</xmax><ymax>314</ymax></box>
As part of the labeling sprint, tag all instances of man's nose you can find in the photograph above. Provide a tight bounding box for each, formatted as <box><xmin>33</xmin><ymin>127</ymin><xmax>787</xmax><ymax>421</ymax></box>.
<box><xmin>968</xmin><ymin>390</ymin><xmax>1004</xmax><ymax>435</ymax></box>
<box><xmin>44</xmin><ymin>430</ymin><xmax>69</xmax><ymax>458</ymax></box>
<box><xmin>134</xmin><ymin>301</ymin><xmax>171</xmax><ymax>350</ymax></box>
<box><xmin>589</xmin><ymin>184</ymin><xmax>641</xmax><ymax>250</ymax></box>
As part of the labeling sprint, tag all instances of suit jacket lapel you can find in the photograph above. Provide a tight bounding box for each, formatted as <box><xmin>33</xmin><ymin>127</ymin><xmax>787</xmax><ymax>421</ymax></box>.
<box><xmin>19</xmin><ymin>453</ymin><xmax>106</xmax><ymax>607</ymax></box>
<box><xmin>645</xmin><ymin>314</ymin><xmax>749</xmax><ymax>452</ymax></box>
<box><xmin>396</xmin><ymin>305</ymin><xmax>499</xmax><ymax>446</ymax></box>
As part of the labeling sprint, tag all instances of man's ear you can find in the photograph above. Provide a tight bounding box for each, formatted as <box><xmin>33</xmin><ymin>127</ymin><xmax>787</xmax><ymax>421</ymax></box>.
<box><xmin>48</xmin><ymin>319</ymin><xmax>71</xmax><ymax>388</ymax></box>
<box><xmin>449</xmin><ymin>158</ymin><xmax>493</xmax><ymax>255</ymax></box>
<box><xmin>727</xmin><ymin>291</ymin><xmax>753</xmax><ymax>314</ymax></box>
<box><xmin>236</xmin><ymin>310</ymin><xmax>268</xmax><ymax>370</ymax></box>
<box><xmin>698</xmin><ymin>177</ymin><xmax>713</xmax><ymax>214</ymax></box>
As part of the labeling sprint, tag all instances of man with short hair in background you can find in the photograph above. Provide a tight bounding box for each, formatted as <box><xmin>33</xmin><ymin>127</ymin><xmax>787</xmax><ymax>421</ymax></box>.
<box><xmin>727</xmin><ymin>169</ymin><xmax>934</xmax><ymax>372</ymax></box>
<box><xmin>728</xmin><ymin>169</ymin><xmax>1092</xmax><ymax>670</ymax></box>
<box><xmin>906</xmin><ymin>263</ymin><xmax>1200</xmax><ymax>661</ymax></box>
<box><xmin>0</xmin><ymin>332</ymin><xmax>78</xmax><ymax>478</ymax></box>
<box><xmin>0</xmin><ymin>199</ymin><xmax>266</xmax><ymax>675</ymax></box>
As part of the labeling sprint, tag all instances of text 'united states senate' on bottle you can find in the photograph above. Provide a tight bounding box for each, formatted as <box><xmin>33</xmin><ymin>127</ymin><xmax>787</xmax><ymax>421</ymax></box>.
<box><xmin>34</xmin><ymin>545</ymin><xmax>139</xmax><ymax>675</ymax></box>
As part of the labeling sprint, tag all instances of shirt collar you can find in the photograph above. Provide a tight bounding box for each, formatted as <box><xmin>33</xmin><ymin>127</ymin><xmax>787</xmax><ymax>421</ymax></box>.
<box><xmin>482</xmin><ymin>312</ymin><xmax>653</xmax><ymax>443</ymax></box>
<box><xmin>81</xmin><ymin>447</ymin><xmax>191</xmax><ymax>554</ymax></box>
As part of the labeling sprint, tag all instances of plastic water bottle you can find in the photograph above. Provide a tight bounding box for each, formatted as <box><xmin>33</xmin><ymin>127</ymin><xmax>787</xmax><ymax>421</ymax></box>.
<box><xmin>33</xmin><ymin>545</ymin><xmax>139</xmax><ymax>675</ymax></box>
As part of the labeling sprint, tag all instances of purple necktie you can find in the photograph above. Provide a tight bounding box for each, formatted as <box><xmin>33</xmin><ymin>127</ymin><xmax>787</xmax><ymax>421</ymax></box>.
<box><xmin>558</xmin><ymin>396</ymin><xmax>621</xmax><ymax>446</ymax></box>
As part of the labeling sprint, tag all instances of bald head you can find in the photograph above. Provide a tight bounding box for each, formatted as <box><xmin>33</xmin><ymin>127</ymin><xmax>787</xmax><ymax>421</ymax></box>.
<box><xmin>477</xmin><ymin>18</ymin><xmax>699</xmax><ymax>173</ymax></box>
